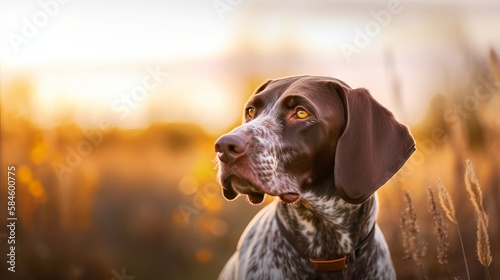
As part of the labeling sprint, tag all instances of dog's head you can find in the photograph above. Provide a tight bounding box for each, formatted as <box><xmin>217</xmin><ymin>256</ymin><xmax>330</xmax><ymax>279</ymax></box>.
<box><xmin>215</xmin><ymin>76</ymin><xmax>415</xmax><ymax>205</ymax></box>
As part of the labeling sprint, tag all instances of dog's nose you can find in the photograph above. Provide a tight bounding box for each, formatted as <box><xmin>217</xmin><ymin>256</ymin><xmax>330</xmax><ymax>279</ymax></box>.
<box><xmin>215</xmin><ymin>134</ymin><xmax>249</xmax><ymax>163</ymax></box>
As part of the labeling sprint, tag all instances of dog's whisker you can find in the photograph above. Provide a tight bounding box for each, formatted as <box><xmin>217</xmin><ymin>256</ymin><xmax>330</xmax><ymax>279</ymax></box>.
<box><xmin>211</xmin><ymin>156</ymin><xmax>219</xmax><ymax>164</ymax></box>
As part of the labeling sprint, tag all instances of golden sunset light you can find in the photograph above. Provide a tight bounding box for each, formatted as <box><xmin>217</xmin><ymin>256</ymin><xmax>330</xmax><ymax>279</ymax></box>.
<box><xmin>1</xmin><ymin>1</ymin><xmax>499</xmax><ymax>279</ymax></box>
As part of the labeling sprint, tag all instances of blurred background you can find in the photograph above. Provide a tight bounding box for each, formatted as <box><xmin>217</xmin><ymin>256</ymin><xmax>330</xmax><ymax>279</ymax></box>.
<box><xmin>1</xmin><ymin>0</ymin><xmax>499</xmax><ymax>279</ymax></box>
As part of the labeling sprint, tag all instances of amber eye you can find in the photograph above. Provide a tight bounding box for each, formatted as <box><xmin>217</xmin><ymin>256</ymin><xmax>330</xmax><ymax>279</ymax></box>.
<box><xmin>247</xmin><ymin>107</ymin><xmax>255</xmax><ymax>118</ymax></box>
<box><xmin>295</xmin><ymin>109</ymin><xmax>310</xmax><ymax>119</ymax></box>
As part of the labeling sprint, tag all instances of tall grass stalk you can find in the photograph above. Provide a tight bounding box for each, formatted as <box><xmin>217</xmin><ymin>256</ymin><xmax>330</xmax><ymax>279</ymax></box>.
<box><xmin>427</xmin><ymin>186</ymin><xmax>450</xmax><ymax>278</ymax></box>
<box><xmin>401</xmin><ymin>191</ymin><xmax>428</xmax><ymax>280</ymax></box>
<box><xmin>488</xmin><ymin>47</ymin><xmax>500</xmax><ymax>83</ymax></box>
<box><xmin>464</xmin><ymin>160</ymin><xmax>493</xmax><ymax>279</ymax></box>
<box><xmin>476</xmin><ymin>213</ymin><xmax>492</xmax><ymax>280</ymax></box>
<box><xmin>465</xmin><ymin>159</ymin><xmax>489</xmax><ymax>226</ymax></box>
<box><xmin>436</xmin><ymin>177</ymin><xmax>470</xmax><ymax>280</ymax></box>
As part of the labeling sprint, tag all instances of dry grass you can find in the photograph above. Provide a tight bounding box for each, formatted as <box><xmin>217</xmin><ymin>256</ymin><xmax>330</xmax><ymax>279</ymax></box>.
<box><xmin>436</xmin><ymin>177</ymin><xmax>471</xmax><ymax>280</ymax></box>
<box><xmin>401</xmin><ymin>191</ymin><xmax>428</xmax><ymax>279</ymax></box>
<box><xmin>401</xmin><ymin>160</ymin><xmax>495</xmax><ymax>280</ymax></box>
<box><xmin>428</xmin><ymin>186</ymin><xmax>450</xmax><ymax>266</ymax></box>
<box><xmin>489</xmin><ymin>47</ymin><xmax>500</xmax><ymax>83</ymax></box>
<box><xmin>477</xmin><ymin>212</ymin><xmax>492</xmax><ymax>270</ymax></box>
<box><xmin>465</xmin><ymin>160</ymin><xmax>493</xmax><ymax>279</ymax></box>
<box><xmin>436</xmin><ymin>177</ymin><xmax>457</xmax><ymax>224</ymax></box>
<box><xmin>387</xmin><ymin>46</ymin><xmax>498</xmax><ymax>279</ymax></box>
<box><xmin>465</xmin><ymin>160</ymin><xmax>489</xmax><ymax>227</ymax></box>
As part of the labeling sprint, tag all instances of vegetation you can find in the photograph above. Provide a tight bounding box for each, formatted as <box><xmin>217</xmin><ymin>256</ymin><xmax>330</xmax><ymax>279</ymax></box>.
<box><xmin>1</xmin><ymin>49</ymin><xmax>498</xmax><ymax>279</ymax></box>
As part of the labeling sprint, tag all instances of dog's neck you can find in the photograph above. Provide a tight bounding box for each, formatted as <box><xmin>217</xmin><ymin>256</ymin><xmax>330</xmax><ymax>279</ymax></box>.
<box><xmin>276</xmin><ymin>187</ymin><xmax>377</xmax><ymax>259</ymax></box>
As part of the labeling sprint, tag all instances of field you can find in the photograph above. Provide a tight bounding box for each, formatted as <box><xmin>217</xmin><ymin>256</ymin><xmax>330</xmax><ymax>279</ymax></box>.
<box><xmin>1</xmin><ymin>52</ymin><xmax>499</xmax><ymax>279</ymax></box>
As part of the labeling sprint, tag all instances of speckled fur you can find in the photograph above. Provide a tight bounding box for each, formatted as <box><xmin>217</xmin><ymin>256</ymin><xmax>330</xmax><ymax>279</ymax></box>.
<box><xmin>219</xmin><ymin>195</ymin><xmax>396</xmax><ymax>280</ymax></box>
<box><xmin>218</xmin><ymin>114</ymin><xmax>396</xmax><ymax>279</ymax></box>
<box><xmin>217</xmin><ymin>76</ymin><xmax>404</xmax><ymax>280</ymax></box>
<box><xmin>221</xmin><ymin>105</ymin><xmax>302</xmax><ymax>197</ymax></box>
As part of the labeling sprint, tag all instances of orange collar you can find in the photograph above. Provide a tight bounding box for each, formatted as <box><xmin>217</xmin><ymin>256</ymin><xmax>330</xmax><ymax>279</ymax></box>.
<box><xmin>309</xmin><ymin>255</ymin><xmax>347</xmax><ymax>272</ymax></box>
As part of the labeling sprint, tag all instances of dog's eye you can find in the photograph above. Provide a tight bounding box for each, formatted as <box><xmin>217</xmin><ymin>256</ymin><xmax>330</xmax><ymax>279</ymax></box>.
<box><xmin>295</xmin><ymin>109</ymin><xmax>310</xmax><ymax>119</ymax></box>
<box><xmin>247</xmin><ymin>107</ymin><xmax>255</xmax><ymax>118</ymax></box>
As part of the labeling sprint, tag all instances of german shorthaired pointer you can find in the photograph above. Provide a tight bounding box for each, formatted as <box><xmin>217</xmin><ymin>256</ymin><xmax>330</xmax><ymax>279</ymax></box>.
<box><xmin>215</xmin><ymin>76</ymin><xmax>415</xmax><ymax>279</ymax></box>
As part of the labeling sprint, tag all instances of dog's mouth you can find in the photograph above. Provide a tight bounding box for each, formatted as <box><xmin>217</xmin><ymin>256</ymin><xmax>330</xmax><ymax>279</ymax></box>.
<box><xmin>222</xmin><ymin>176</ymin><xmax>266</xmax><ymax>205</ymax></box>
<box><xmin>222</xmin><ymin>175</ymin><xmax>300</xmax><ymax>205</ymax></box>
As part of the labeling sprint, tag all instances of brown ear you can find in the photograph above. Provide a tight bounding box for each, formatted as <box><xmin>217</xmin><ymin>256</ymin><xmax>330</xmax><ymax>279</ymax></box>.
<box><xmin>334</xmin><ymin>86</ymin><xmax>416</xmax><ymax>204</ymax></box>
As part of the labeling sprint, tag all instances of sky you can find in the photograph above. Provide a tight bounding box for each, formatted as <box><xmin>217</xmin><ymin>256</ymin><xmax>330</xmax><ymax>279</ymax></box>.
<box><xmin>1</xmin><ymin>0</ymin><xmax>499</xmax><ymax>133</ymax></box>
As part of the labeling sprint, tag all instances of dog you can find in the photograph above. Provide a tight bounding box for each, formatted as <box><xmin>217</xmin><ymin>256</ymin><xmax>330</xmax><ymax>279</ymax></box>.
<box><xmin>215</xmin><ymin>75</ymin><xmax>415</xmax><ymax>279</ymax></box>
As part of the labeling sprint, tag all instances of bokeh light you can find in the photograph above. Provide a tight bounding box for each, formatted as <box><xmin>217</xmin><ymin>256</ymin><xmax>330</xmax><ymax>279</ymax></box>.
<box><xmin>1</xmin><ymin>1</ymin><xmax>499</xmax><ymax>279</ymax></box>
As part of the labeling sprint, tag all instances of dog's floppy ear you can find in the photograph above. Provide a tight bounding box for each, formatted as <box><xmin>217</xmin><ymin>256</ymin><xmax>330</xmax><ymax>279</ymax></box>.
<box><xmin>332</xmin><ymin>84</ymin><xmax>415</xmax><ymax>204</ymax></box>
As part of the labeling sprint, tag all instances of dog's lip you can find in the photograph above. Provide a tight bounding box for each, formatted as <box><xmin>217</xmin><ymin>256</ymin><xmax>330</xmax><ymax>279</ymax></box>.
<box><xmin>228</xmin><ymin>176</ymin><xmax>266</xmax><ymax>205</ymax></box>
<box><xmin>221</xmin><ymin>174</ymin><xmax>300</xmax><ymax>205</ymax></box>
<box><xmin>279</xmin><ymin>193</ymin><xmax>300</xmax><ymax>204</ymax></box>
<box><xmin>245</xmin><ymin>192</ymin><xmax>266</xmax><ymax>205</ymax></box>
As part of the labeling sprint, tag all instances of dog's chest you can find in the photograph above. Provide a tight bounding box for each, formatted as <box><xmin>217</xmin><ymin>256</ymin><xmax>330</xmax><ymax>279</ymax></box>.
<box><xmin>235</xmin><ymin>201</ymin><xmax>360</xmax><ymax>280</ymax></box>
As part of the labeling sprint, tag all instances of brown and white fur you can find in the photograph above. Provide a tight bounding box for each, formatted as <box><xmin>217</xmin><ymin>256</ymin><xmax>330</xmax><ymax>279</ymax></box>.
<box><xmin>215</xmin><ymin>76</ymin><xmax>415</xmax><ymax>279</ymax></box>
